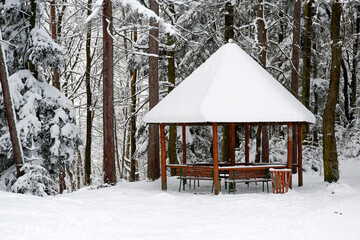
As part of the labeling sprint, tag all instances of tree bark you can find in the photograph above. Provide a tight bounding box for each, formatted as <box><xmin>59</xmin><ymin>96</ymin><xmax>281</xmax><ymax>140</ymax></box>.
<box><xmin>221</xmin><ymin>2</ymin><xmax>234</xmax><ymax>163</ymax></box>
<box><xmin>302</xmin><ymin>0</ymin><xmax>313</xmax><ymax>141</ymax></box>
<box><xmin>103</xmin><ymin>0</ymin><xmax>116</xmax><ymax>184</ymax></box>
<box><xmin>256</xmin><ymin>0</ymin><xmax>269</xmax><ymax>163</ymax></box>
<box><xmin>167</xmin><ymin>4</ymin><xmax>177</xmax><ymax>176</ymax></box>
<box><xmin>130</xmin><ymin>67</ymin><xmax>137</xmax><ymax>181</ymax></box>
<box><xmin>50</xmin><ymin>0</ymin><xmax>60</xmax><ymax>90</ymax></box>
<box><xmin>323</xmin><ymin>0</ymin><xmax>342</xmax><ymax>183</ymax></box>
<box><xmin>255</xmin><ymin>127</ymin><xmax>261</xmax><ymax>163</ymax></box>
<box><xmin>29</xmin><ymin>0</ymin><xmax>38</xmax><ymax>79</ymax></box>
<box><xmin>85</xmin><ymin>0</ymin><xmax>93</xmax><ymax>185</ymax></box>
<box><xmin>313</xmin><ymin>41</ymin><xmax>319</xmax><ymax>144</ymax></box>
<box><xmin>290</xmin><ymin>0</ymin><xmax>302</xmax><ymax>173</ymax></box>
<box><xmin>129</xmin><ymin>27</ymin><xmax>138</xmax><ymax>182</ymax></box>
<box><xmin>0</xmin><ymin>32</ymin><xmax>24</xmax><ymax>178</ymax></box>
<box><xmin>341</xmin><ymin>58</ymin><xmax>350</xmax><ymax>122</ymax></box>
<box><xmin>224</xmin><ymin>2</ymin><xmax>234</xmax><ymax>41</ymax></box>
<box><xmin>148</xmin><ymin>0</ymin><xmax>160</xmax><ymax>180</ymax></box>
<box><xmin>350</xmin><ymin>4</ymin><xmax>360</xmax><ymax>121</ymax></box>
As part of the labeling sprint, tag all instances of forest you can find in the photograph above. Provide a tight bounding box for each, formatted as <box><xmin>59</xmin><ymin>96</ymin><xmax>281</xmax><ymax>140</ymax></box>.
<box><xmin>0</xmin><ymin>0</ymin><xmax>359</xmax><ymax>197</ymax></box>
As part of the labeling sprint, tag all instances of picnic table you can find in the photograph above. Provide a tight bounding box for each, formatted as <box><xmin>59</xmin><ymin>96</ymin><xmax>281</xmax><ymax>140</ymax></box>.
<box><xmin>166</xmin><ymin>163</ymin><xmax>288</xmax><ymax>193</ymax></box>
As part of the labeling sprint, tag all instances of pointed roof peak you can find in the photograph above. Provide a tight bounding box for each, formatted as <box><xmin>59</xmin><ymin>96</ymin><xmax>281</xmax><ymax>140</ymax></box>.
<box><xmin>144</xmin><ymin>43</ymin><xmax>315</xmax><ymax>124</ymax></box>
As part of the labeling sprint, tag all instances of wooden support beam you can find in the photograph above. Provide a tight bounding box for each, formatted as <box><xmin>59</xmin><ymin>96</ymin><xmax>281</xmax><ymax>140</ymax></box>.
<box><xmin>245</xmin><ymin>123</ymin><xmax>250</xmax><ymax>163</ymax></box>
<box><xmin>298</xmin><ymin>124</ymin><xmax>303</xmax><ymax>187</ymax></box>
<box><xmin>182</xmin><ymin>124</ymin><xmax>186</xmax><ymax>164</ymax></box>
<box><xmin>160</xmin><ymin>123</ymin><xmax>167</xmax><ymax>190</ymax></box>
<box><xmin>287</xmin><ymin>123</ymin><xmax>293</xmax><ymax>188</ymax></box>
<box><xmin>212</xmin><ymin>123</ymin><xmax>220</xmax><ymax>195</ymax></box>
<box><xmin>287</xmin><ymin>123</ymin><xmax>293</xmax><ymax>169</ymax></box>
<box><xmin>230</xmin><ymin>123</ymin><xmax>235</xmax><ymax>166</ymax></box>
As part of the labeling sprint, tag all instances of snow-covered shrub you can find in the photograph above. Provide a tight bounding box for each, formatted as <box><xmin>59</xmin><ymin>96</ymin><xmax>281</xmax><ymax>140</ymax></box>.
<box><xmin>29</xmin><ymin>27</ymin><xmax>67</xmax><ymax>70</ymax></box>
<box><xmin>12</xmin><ymin>160</ymin><xmax>57</xmax><ymax>197</ymax></box>
<box><xmin>0</xmin><ymin>70</ymin><xmax>81</xmax><ymax>196</ymax></box>
<box><xmin>303</xmin><ymin>144</ymin><xmax>323</xmax><ymax>173</ymax></box>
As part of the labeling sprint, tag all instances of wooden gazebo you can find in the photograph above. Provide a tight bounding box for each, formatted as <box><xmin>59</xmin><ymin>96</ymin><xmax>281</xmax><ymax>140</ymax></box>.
<box><xmin>144</xmin><ymin>43</ymin><xmax>315</xmax><ymax>195</ymax></box>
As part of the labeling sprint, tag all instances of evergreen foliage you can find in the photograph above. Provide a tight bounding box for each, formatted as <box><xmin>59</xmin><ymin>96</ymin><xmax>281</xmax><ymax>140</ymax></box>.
<box><xmin>0</xmin><ymin>0</ymin><xmax>80</xmax><ymax>196</ymax></box>
<box><xmin>0</xmin><ymin>70</ymin><xmax>81</xmax><ymax>195</ymax></box>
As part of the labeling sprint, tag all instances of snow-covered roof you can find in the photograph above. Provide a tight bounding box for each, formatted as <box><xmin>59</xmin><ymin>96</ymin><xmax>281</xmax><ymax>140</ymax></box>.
<box><xmin>143</xmin><ymin>42</ymin><xmax>315</xmax><ymax>124</ymax></box>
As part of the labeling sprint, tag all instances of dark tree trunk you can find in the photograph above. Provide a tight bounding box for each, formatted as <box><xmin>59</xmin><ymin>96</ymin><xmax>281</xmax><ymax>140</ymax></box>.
<box><xmin>50</xmin><ymin>0</ymin><xmax>60</xmax><ymax>90</ymax></box>
<box><xmin>290</xmin><ymin>0</ymin><xmax>301</xmax><ymax>173</ymax></box>
<box><xmin>256</xmin><ymin>0</ymin><xmax>269</xmax><ymax>163</ymax></box>
<box><xmin>341</xmin><ymin>58</ymin><xmax>350</xmax><ymax>122</ymax></box>
<box><xmin>224</xmin><ymin>2</ymin><xmax>234</xmax><ymax>41</ymax></box>
<box><xmin>0</xmin><ymin>33</ymin><xmax>24</xmax><ymax>178</ymax></box>
<box><xmin>255</xmin><ymin>127</ymin><xmax>261</xmax><ymax>163</ymax></box>
<box><xmin>350</xmin><ymin>4</ymin><xmax>360</xmax><ymax>121</ymax></box>
<box><xmin>222</xmin><ymin>2</ymin><xmax>234</xmax><ymax>163</ymax></box>
<box><xmin>278</xmin><ymin>1</ymin><xmax>285</xmax><ymax>44</ymax></box>
<box><xmin>312</xmin><ymin>41</ymin><xmax>319</xmax><ymax>144</ymax></box>
<box><xmin>323</xmin><ymin>0</ymin><xmax>342</xmax><ymax>183</ymax></box>
<box><xmin>130</xmin><ymin>67</ymin><xmax>138</xmax><ymax>181</ymax></box>
<box><xmin>167</xmin><ymin>4</ymin><xmax>177</xmax><ymax>176</ymax></box>
<box><xmin>302</xmin><ymin>0</ymin><xmax>313</xmax><ymax>141</ymax></box>
<box><xmin>148</xmin><ymin>0</ymin><xmax>160</xmax><ymax>180</ymax></box>
<box><xmin>53</xmin><ymin>0</ymin><xmax>64</xmax><ymax>191</ymax></box>
<box><xmin>85</xmin><ymin>0</ymin><xmax>92</xmax><ymax>185</ymax></box>
<box><xmin>103</xmin><ymin>0</ymin><xmax>116</xmax><ymax>184</ymax></box>
<box><xmin>257</xmin><ymin>0</ymin><xmax>266</xmax><ymax>66</ymax></box>
<box><xmin>59</xmin><ymin>167</ymin><xmax>65</xmax><ymax>194</ymax></box>
<box><xmin>29</xmin><ymin>0</ymin><xmax>38</xmax><ymax>79</ymax></box>
<box><xmin>129</xmin><ymin>28</ymin><xmax>138</xmax><ymax>182</ymax></box>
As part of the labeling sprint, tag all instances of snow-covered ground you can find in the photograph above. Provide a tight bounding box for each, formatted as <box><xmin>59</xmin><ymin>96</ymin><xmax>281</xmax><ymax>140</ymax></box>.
<box><xmin>1</xmin><ymin>160</ymin><xmax>360</xmax><ymax>240</ymax></box>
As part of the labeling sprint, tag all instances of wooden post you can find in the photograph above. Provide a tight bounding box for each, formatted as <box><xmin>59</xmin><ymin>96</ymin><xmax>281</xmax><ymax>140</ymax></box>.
<box><xmin>287</xmin><ymin>123</ymin><xmax>293</xmax><ymax>188</ymax></box>
<box><xmin>212</xmin><ymin>123</ymin><xmax>220</xmax><ymax>195</ymax></box>
<box><xmin>160</xmin><ymin>123</ymin><xmax>167</xmax><ymax>190</ymax></box>
<box><xmin>230</xmin><ymin>123</ymin><xmax>235</xmax><ymax>166</ymax></box>
<box><xmin>245</xmin><ymin>123</ymin><xmax>250</xmax><ymax>164</ymax></box>
<box><xmin>182</xmin><ymin>124</ymin><xmax>186</xmax><ymax>164</ymax></box>
<box><xmin>298</xmin><ymin>124</ymin><xmax>303</xmax><ymax>186</ymax></box>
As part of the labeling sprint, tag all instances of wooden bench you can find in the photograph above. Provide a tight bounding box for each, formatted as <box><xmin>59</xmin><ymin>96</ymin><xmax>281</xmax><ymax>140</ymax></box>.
<box><xmin>166</xmin><ymin>165</ymin><xmax>219</xmax><ymax>192</ymax></box>
<box><xmin>225</xmin><ymin>168</ymin><xmax>270</xmax><ymax>193</ymax></box>
<box><xmin>177</xmin><ymin>168</ymin><xmax>215</xmax><ymax>192</ymax></box>
<box><xmin>220</xmin><ymin>165</ymin><xmax>287</xmax><ymax>194</ymax></box>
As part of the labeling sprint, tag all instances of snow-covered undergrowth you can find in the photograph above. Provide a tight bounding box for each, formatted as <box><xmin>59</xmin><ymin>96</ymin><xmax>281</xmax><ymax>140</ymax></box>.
<box><xmin>1</xmin><ymin>160</ymin><xmax>359</xmax><ymax>240</ymax></box>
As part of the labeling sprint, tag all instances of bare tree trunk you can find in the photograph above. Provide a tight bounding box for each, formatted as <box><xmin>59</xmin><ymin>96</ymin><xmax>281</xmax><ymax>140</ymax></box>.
<box><xmin>129</xmin><ymin>28</ymin><xmax>138</xmax><ymax>181</ymax></box>
<box><xmin>313</xmin><ymin>41</ymin><xmax>319</xmax><ymax>144</ymax></box>
<box><xmin>167</xmin><ymin>4</ymin><xmax>177</xmax><ymax>176</ymax></box>
<box><xmin>121</xmin><ymin>116</ymin><xmax>127</xmax><ymax>179</ymax></box>
<box><xmin>290</xmin><ymin>0</ymin><xmax>301</xmax><ymax>173</ymax></box>
<box><xmin>255</xmin><ymin>127</ymin><xmax>261</xmax><ymax>163</ymax></box>
<box><xmin>256</xmin><ymin>0</ymin><xmax>269</xmax><ymax>163</ymax></box>
<box><xmin>130</xmin><ymin>67</ymin><xmax>138</xmax><ymax>181</ymax></box>
<box><xmin>29</xmin><ymin>0</ymin><xmax>38</xmax><ymax>79</ymax></box>
<box><xmin>50</xmin><ymin>0</ymin><xmax>60</xmax><ymax>90</ymax></box>
<box><xmin>221</xmin><ymin>2</ymin><xmax>234</xmax><ymax>163</ymax></box>
<box><xmin>77</xmin><ymin>149</ymin><xmax>82</xmax><ymax>188</ymax></box>
<box><xmin>103</xmin><ymin>0</ymin><xmax>116</xmax><ymax>184</ymax></box>
<box><xmin>302</xmin><ymin>0</ymin><xmax>313</xmax><ymax>142</ymax></box>
<box><xmin>323</xmin><ymin>0</ymin><xmax>342</xmax><ymax>183</ymax></box>
<box><xmin>85</xmin><ymin>0</ymin><xmax>93</xmax><ymax>185</ymax></box>
<box><xmin>350</xmin><ymin>4</ymin><xmax>360</xmax><ymax>121</ymax></box>
<box><xmin>341</xmin><ymin>58</ymin><xmax>350</xmax><ymax>122</ymax></box>
<box><xmin>278</xmin><ymin>1</ymin><xmax>285</xmax><ymax>44</ymax></box>
<box><xmin>114</xmin><ymin>118</ymin><xmax>122</xmax><ymax>179</ymax></box>
<box><xmin>0</xmin><ymin>32</ymin><xmax>24</xmax><ymax>178</ymax></box>
<box><xmin>148</xmin><ymin>0</ymin><xmax>160</xmax><ymax>180</ymax></box>
<box><xmin>59</xmin><ymin>166</ymin><xmax>65</xmax><ymax>194</ymax></box>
